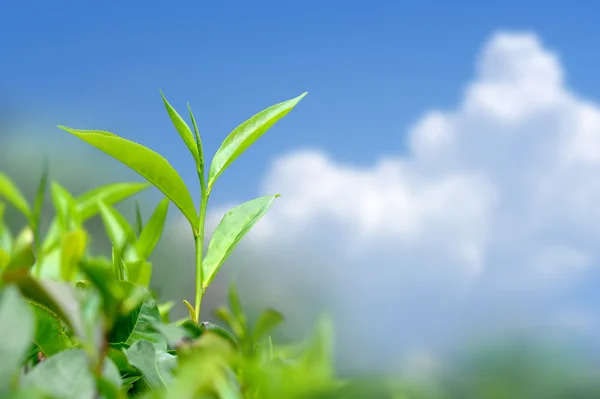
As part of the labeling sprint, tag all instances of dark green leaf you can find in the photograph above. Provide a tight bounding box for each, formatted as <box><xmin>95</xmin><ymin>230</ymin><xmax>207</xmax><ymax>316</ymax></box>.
<box><xmin>207</xmin><ymin>93</ymin><xmax>306</xmax><ymax>192</ymax></box>
<box><xmin>57</xmin><ymin>126</ymin><xmax>199</xmax><ymax>231</ymax></box>
<box><xmin>29</xmin><ymin>301</ymin><xmax>72</xmax><ymax>357</ymax></box>
<box><xmin>202</xmin><ymin>195</ymin><xmax>279</xmax><ymax>288</ymax></box>
<box><xmin>135</xmin><ymin>200</ymin><xmax>143</xmax><ymax>236</ymax></box>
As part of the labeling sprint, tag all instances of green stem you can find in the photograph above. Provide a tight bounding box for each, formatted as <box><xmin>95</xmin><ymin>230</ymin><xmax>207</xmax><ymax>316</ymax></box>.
<box><xmin>194</xmin><ymin>176</ymin><xmax>209</xmax><ymax>323</ymax></box>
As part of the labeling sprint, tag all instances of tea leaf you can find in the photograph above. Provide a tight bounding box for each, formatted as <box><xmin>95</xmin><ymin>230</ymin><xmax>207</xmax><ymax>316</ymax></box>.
<box><xmin>77</xmin><ymin>181</ymin><xmax>151</xmax><ymax>222</ymax></box>
<box><xmin>22</xmin><ymin>348</ymin><xmax>95</xmax><ymax>399</ymax></box>
<box><xmin>29</xmin><ymin>301</ymin><xmax>72</xmax><ymax>357</ymax></box>
<box><xmin>136</xmin><ymin>197</ymin><xmax>169</xmax><ymax>260</ymax></box>
<box><xmin>158</xmin><ymin>301</ymin><xmax>174</xmax><ymax>324</ymax></box>
<box><xmin>135</xmin><ymin>200</ymin><xmax>143</xmax><ymax>236</ymax></box>
<box><xmin>161</xmin><ymin>91</ymin><xmax>201</xmax><ymax>166</ymax></box>
<box><xmin>59</xmin><ymin>229</ymin><xmax>88</xmax><ymax>281</ymax></box>
<box><xmin>31</xmin><ymin>165</ymin><xmax>49</xmax><ymax>246</ymax></box>
<box><xmin>58</xmin><ymin>126</ymin><xmax>199</xmax><ymax>231</ymax></box>
<box><xmin>228</xmin><ymin>282</ymin><xmax>244</xmax><ymax>323</ymax></box>
<box><xmin>0</xmin><ymin>172</ymin><xmax>31</xmax><ymax>219</ymax></box>
<box><xmin>0</xmin><ymin>286</ymin><xmax>34</xmax><ymax>392</ymax></box>
<box><xmin>124</xmin><ymin>339</ymin><xmax>177</xmax><ymax>390</ymax></box>
<box><xmin>99</xmin><ymin>202</ymin><xmax>135</xmax><ymax>254</ymax></box>
<box><xmin>110</xmin><ymin>292</ymin><xmax>166</xmax><ymax>351</ymax></box>
<box><xmin>182</xmin><ymin>300</ymin><xmax>196</xmax><ymax>324</ymax></box>
<box><xmin>202</xmin><ymin>195</ymin><xmax>279</xmax><ymax>288</ymax></box>
<box><xmin>207</xmin><ymin>93</ymin><xmax>306</xmax><ymax>193</ymax></box>
<box><xmin>188</xmin><ymin>103</ymin><xmax>205</xmax><ymax>179</ymax></box>
<box><xmin>7</xmin><ymin>226</ymin><xmax>35</xmax><ymax>271</ymax></box>
<box><xmin>252</xmin><ymin>308</ymin><xmax>284</xmax><ymax>342</ymax></box>
<box><xmin>124</xmin><ymin>259</ymin><xmax>152</xmax><ymax>287</ymax></box>
<box><xmin>50</xmin><ymin>182</ymin><xmax>78</xmax><ymax>232</ymax></box>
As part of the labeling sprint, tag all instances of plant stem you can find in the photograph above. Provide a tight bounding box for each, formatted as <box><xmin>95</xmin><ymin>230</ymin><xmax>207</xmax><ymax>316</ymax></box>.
<box><xmin>194</xmin><ymin>187</ymin><xmax>209</xmax><ymax>323</ymax></box>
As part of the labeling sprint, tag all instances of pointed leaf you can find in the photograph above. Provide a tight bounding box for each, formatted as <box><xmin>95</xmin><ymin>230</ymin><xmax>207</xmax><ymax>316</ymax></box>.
<box><xmin>0</xmin><ymin>202</ymin><xmax>12</xmax><ymax>252</ymax></box>
<box><xmin>182</xmin><ymin>300</ymin><xmax>196</xmax><ymax>324</ymax></box>
<box><xmin>207</xmin><ymin>93</ymin><xmax>306</xmax><ymax>192</ymax></box>
<box><xmin>50</xmin><ymin>181</ymin><xmax>79</xmax><ymax>232</ymax></box>
<box><xmin>58</xmin><ymin>126</ymin><xmax>199</xmax><ymax>230</ymax></box>
<box><xmin>202</xmin><ymin>195</ymin><xmax>278</xmax><ymax>288</ymax></box>
<box><xmin>0</xmin><ymin>286</ymin><xmax>34</xmax><ymax>392</ymax></box>
<box><xmin>158</xmin><ymin>301</ymin><xmax>174</xmax><ymax>324</ymax></box>
<box><xmin>124</xmin><ymin>259</ymin><xmax>152</xmax><ymax>287</ymax></box>
<box><xmin>59</xmin><ymin>229</ymin><xmax>88</xmax><ymax>281</ymax></box>
<box><xmin>188</xmin><ymin>103</ymin><xmax>205</xmax><ymax>177</ymax></box>
<box><xmin>228</xmin><ymin>282</ymin><xmax>244</xmax><ymax>323</ymax></box>
<box><xmin>135</xmin><ymin>200</ymin><xmax>143</xmax><ymax>236</ymax></box>
<box><xmin>161</xmin><ymin>91</ymin><xmax>201</xmax><ymax>165</ymax></box>
<box><xmin>22</xmin><ymin>348</ymin><xmax>95</xmax><ymax>399</ymax></box>
<box><xmin>136</xmin><ymin>197</ymin><xmax>169</xmax><ymax>259</ymax></box>
<box><xmin>252</xmin><ymin>308</ymin><xmax>284</xmax><ymax>342</ymax></box>
<box><xmin>77</xmin><ymin>181</ymin><xmax>151</xmax><ymax>221</ymax></box>
<box><xmin>7</xmin><ymin>226</ymin><xmax>35</xmax><ymax>271</ymax></box>
<box><xmin>124</xmin><ymin>339</ymin><xmax>177</xmax><ymax>390</ymax></box>
<box><xmin>98</xmin><ymin>202</ymin><xmax>135</xmax><ymax>254</ymax></box>
<box><xmin>0</xmin><ymin>172</ymin><xmax>31</xmax><ymax>219</ymax></box>
<box><xmin>31</xmin><ymin>165</ymin><xmax>49</xmax><ymax>242</ymax></box>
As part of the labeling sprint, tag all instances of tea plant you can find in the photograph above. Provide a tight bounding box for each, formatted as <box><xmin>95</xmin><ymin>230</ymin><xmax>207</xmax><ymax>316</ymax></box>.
<box><xmin>0</xmin><ymin>93</ymin><xmax>404</xmax><ymax>398</ymax></box>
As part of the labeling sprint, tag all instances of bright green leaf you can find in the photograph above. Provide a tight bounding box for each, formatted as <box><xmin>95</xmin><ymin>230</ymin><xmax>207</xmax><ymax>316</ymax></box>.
<box><xmin>252</xmin><ymin>308</ymin><xmax>284</xmax><ymax>342</ymax></box>
<box><xmin>0</xmin><ymin>172</ymin><xmax>31</xmax><ymax>219</ymax></box>
<box><xmin>7</xmin><ymin>226</ymin><xmax>35</xmax><ymax>271</ymax></box>
<box><xmin>22</xmin><ymin>348</ymin><xmax>95</xmax><ymax>399</ymax></box>
<box><xmin>136</xmin><ymin>197</ymin><xmax>169</xmax><ymax>260</ymax></box>
<box><xmin>123</xmin><ymin>339</ymin><xmax>177</xmax><ymax>390</ymax></box>
<box><xmin>31</xmin><ymin>164</ymin><xmax>49</xmax><ymax>243</ymax></box>
<box><xmin>182</xmin><ymin>300</ymin><xmax>196</xmax><ymax>324</ymax></box>
<box><xmin>158</xmin><ymin>301</ymin><xmax>174</xmax><ymax>324</ymax></box>
<box><xmin>57</xmin><ymin>126</ymin><xmax>199</xmax><ymax>231</ymax></box>
<box><xmin>50</xmin><ymin>181</ymin><xmax>79</xmax><ymax>232</ymax></box>
<box><xmin>76</xmin><ymin>181</ymin><xmax>151</xmax><ymax>221</ymax></box>
<box><xmin>59</xmin><ymin>229</ymin><xmax>88</xmax><ymax>281</ymax></box>
<box><xmin>202</xmin><ymin>195</ymin><xmax>279</xmax><ymax>288</ymax></box>
<box><xmin>161</xmin><ymin>91</ymin><xmax>201</xmax><ymax>165</ymax></box>
<box><xmin>125</xmin><ymin>259</ymin><xmax>152</xmax><ymax>287</ymax></box>
<box><xmin>0</xmin><ymin>285</ymin><xmax>34</xmax><ymax>392</ymax></box>
<box><xmin>98</xmin><ymin>202</ymin><xmax>135</xmax><ymax>254</ymax></box>
<box><xmin>207</xmin><ymin>93</ymin><xmax>306</xmax><ymax>192</ymax></box>
<box><xmin>188</xmin><ymin>103</ymin><xmax>205</xmax><ymax>178</ymax></box>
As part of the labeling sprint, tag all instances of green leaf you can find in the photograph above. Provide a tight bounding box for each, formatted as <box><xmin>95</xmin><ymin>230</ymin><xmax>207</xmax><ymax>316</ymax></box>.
<box><xmin>31</xmin><ymin>164</ymin><xmax>49</xmax><ymax>244</ymax></box>
<box><xmin>2</xmin><ymin>274</ymin><xmax>86</xmax><ymax>340</ymax></box>
<box><xmin>202</xmin><ymin>195</ymin><xmax>279</xmax><ymax>288</ymax></box>
<box><xmin>252</xmin><ymin>308</ymin><xmax>284</xmax><ymax>342</ymax></box>
<box><xmin>110</xmin><ymin>291</ymin><xmax>166</xmax><ymax>351</ymax></box>
<box><xmin>228</xmin><ymin>282</ymin><xmax>244</xmax><ymax>323</ymax></box>
<box><xmin>59</xmin><ymin>229</ymin><xmax>88</xmax><ymax>281</ymax></box>
<box><xmin>124</xmin><ymin>259</ymin><xmax>152</xmax><ymax>287</ymax></box>
<box><xmin>57</xmin><ymin>126</ymin><xmax>199</xmax><ymax>231</ymax></box>
<box><xmin>29</xmin><ymin>301</ymin><xmax>72</xmax><ymax>357</ymax></box>
<box><xmin>188</xmin><ymin>103</ymin><xmax>205</xmax><ymax>178</ymax></box>
<box><xmin>158</xmin><ymin>301</ymin><xmax>174</xmax><ymax>324</ymax></box>
<box><xmin>207</xmin><ymin>93</ymin><xmax>306</xmax><ymax>193</ymax></box>
<box><xmin>0</xmin><ymin>202</ymin><xmax>12</xmax><ymax>252</ymax></box>
<box><xmin>136</xmin><ymin>197</ymin><xmax>169</xmax><ymax>260</ymax></box>
<box><xmin>0</xmin><ymin>285</ymin><xmax>34</xmax><ymax>392</ymax></box>
<box><xmin>161</xmin><ymin>91</ymin><xmax>201</xmax><ymax>165</ymax></box>
<box><xmin>135</xmin><ymin>200</ymin><xmax>143</xmax><ymax>236</ymax></box>
<box><xmin>124</xmin><ymin>339</ymin><xmax>177</xmax><ymax>390</ymax></box>
<box><xmin>7</xmin><ymin>226</ymin><xmax>35</xmax><ymax>271</ymax></box>
<box><xmin>98</xmin><ymin>202</ymin><xmax>135</xmax><ymax>254</ymax></box>
<box><xmin>77</xmin><ymin>181</ymin><xmax>151</xmax><ymax>221</ymax></box>
<box><xmin>22</xmin><ymin>348</ymin><xmax>95</xmax><ymax>399</ymax></box>
<box><xmin>182</xmin><ymin>300</ymin><xmax>196</xmax><ymax>324</ymax></box>
<box><xmin>50</xmin><ymin>181</ymin><xmax>79</xmax><ymax>232</ymax></box>
<box><xmin>0</xmin><ymin>172</ymin><xmax>31</xmax><ymax>219</ymax></box>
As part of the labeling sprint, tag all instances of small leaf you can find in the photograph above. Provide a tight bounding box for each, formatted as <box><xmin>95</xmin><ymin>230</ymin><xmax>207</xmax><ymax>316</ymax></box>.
<box><xmin>7</xmin><ymin>226</ymin><xmax>35</xmax><ymax>271</ymax></box>
<box><xmin>207</xmin><ymin>93</ymin><xmax>306</xmax><ymax>192</ymax></box>
<box><xmin>228</xmin><ymin>282</ymin><xmax>244</xmax><ymax>323</ymax></box>
<box><xmin>135</xmin><ymin>200</ymin><xmax>143</xmax><ymax>236</ymax></box>
<box><xmin>252</xmin><ymin>308</ymin><xmax>284</xmax><ymax>342</ymax></box>
<box><xmin>161</xmin><ymin>91</ymin><xmax>201</xmax><ymax>165</ymax></box>
<box><xmin>182</xmin><ymin>300</ymin><xmax>196</xmax><ymax>324</ymax></box>
<box><xmin>29</xmin><ymin>301</ymin><xmax>72</xmax><ymax>357</ymax></box>
<box><xmin>110</xmin><ymin>290</ymin><xmax>166</xmax><ymax>350</ymax></box>
<box><xmin>77</xmin><ymin>181</ymin><xmax>151</xmax><ymax>221</ymax></box>
<box><xmin>124</xmin><ymin>339</ymin><xmax>177</xmax><ymax>390</ymax></box>
<box><xmin>58</xmin><ymin>126</ymin><xmax>199</xmax><ymax>231</ymax></box>
<box><xmin>50</xmin><ymin>181</ymin><xmax>79</xmax><ymax>232</ymax></box>
<box><xmin>158</xmin><ymin>301</ymin><xmax>174</xmax><ymax>324</ymax></box>
<box><xmin>0</xmin><ymin>202</ymin><xmax>12</xmax><ymax>252</ymax></box>
<box><xmin>0</xmin><ymin>249</ymin><xmax>9</xmax><ymax>271</ymax></box>
<box><xmin>0</xmin><ymin>285</ymin><xmax>34</xmax><ymax>392</ymax></box>
<box><xmin>31</xmin><ymin>164</ymin><xmax>49</xmax><ymax>245</ymax></box>
<box><xmin>59</xmin><ymin>229</ymin><xmax>88</xmax><ymax>281</ymax></box>
<box><xmin>124</xmin><ymin>259</ymin><xmax>152</xmax><ymax>287</ymax></box>
<box><xmin>22</xmin><ymin>348</ymin><xmax>95</xmax><ymax>399</ymax></box>
<box><xmin>136</xmin><ymin>197</ymin><xmax>169</xmax><ymax>259</ymax></box>
<box><xmin>188</xmin><ymin>103</ymin><xmax>205</xmax><ymax>178</ymax></box>
<box><xmin>0</xmin><ymin>172</ymin><xmax>31</xmax><ymax>219</ymax></box>
<box><xmin>98</xmin><ymin>202</ymin><xmax>135</xmax><ymax>254</ymax></box>
<box><xmin>199</xmin><ymin>321</ymin><xmax>239</xmax><ymax>347</ymax></box>
<box><xmin>202</xmin><ymin>195</ymin><xmax>279</xmax><ymax>288</ymax></box>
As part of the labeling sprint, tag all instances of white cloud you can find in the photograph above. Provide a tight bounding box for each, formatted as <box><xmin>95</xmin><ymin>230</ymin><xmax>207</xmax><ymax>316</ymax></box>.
<box><xmin>193</xmin><ymin>32</ymin><xmax>600</xmax><ymax>371</ymax></box>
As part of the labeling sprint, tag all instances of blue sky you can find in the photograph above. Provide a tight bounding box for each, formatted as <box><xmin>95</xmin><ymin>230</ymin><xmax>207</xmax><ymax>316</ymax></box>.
<box><xmin>5</xmin><ymin>1</ymin><xmax>600</xmax><ymax>372</ymax></box>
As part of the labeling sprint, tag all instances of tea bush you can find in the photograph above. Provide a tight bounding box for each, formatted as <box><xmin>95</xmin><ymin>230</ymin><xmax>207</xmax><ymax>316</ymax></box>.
<box><xmin>0</xmin><ymin>93</ymin><xmax>403</xmax><ymax>398</ymax></box>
